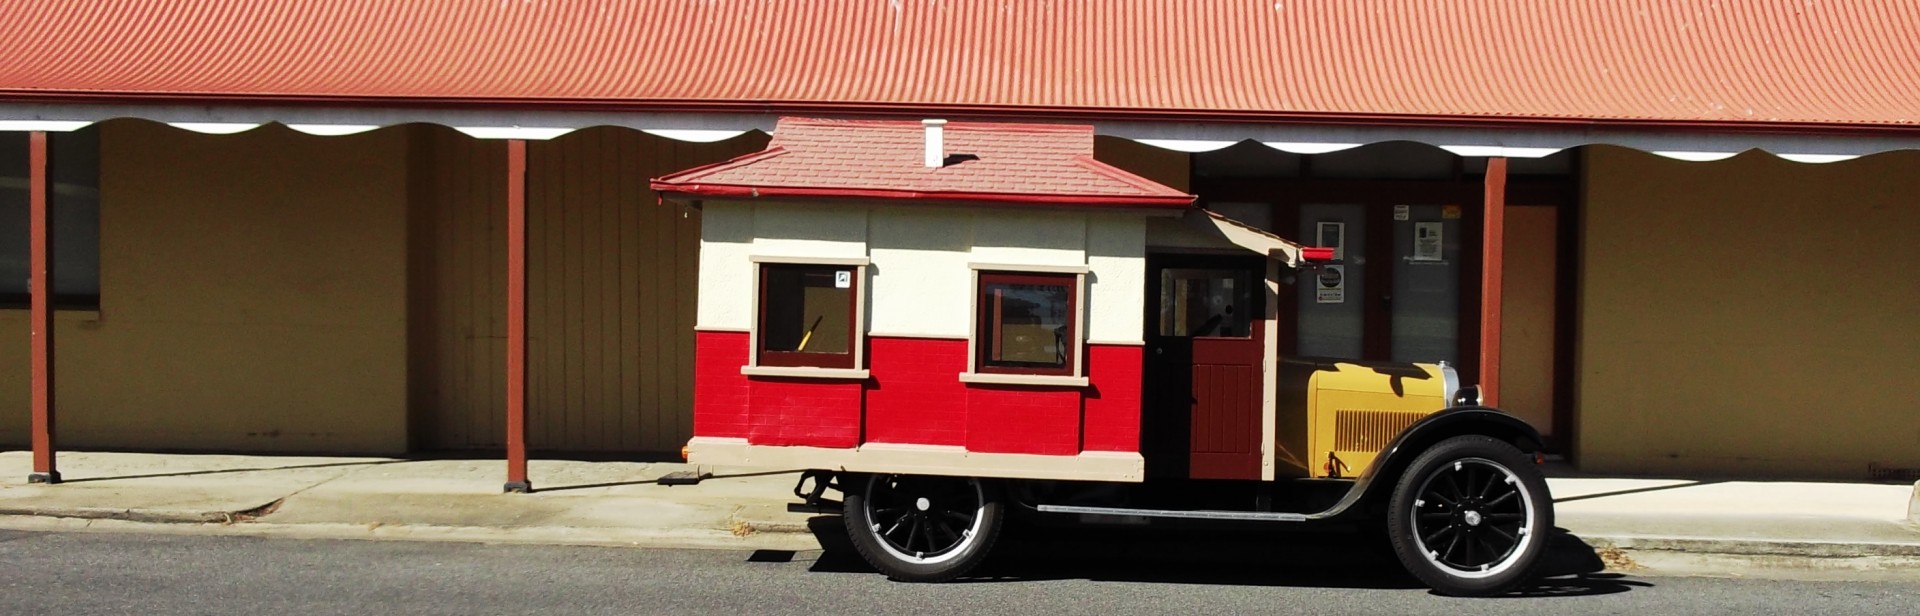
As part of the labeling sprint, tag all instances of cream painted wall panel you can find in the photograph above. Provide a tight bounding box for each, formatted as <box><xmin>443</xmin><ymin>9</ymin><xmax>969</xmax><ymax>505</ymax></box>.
<box><xmin>699</xmin><ymin>204</ymin><xmax>1152</xmax><ymax>343</ymax></box>
<box><xmin>0</xmin><ymin>120</ymin><xmax>409</xmax><ymax>453</ymax></box>
<box><xmin>697</xmin><ymin>203</ymin><xmax>756</xmax><ymax>331</ymax></box>
<box><xmin>1087</xmin><ymin>213</ymin><xmax>1147</xmax><ymax>343</ymax></box>
<box><xmin>1579</xmin><ymin>147</ymin><xmax>1920</xmax><ymax>478</ymax></box>
<box><xmin>868</xmin><ymin>207</ymin><xmax>974</xmax><ymax>338</ymax></box>
<box><xmin>971</xmin><ymin>210</ymin><xmax>1086</xmax><ymax>266</ymax></box>
<box><xmin>751</xmin><ymin>203</ymin><xmax>869</xmax><ymax>259</ymax></box>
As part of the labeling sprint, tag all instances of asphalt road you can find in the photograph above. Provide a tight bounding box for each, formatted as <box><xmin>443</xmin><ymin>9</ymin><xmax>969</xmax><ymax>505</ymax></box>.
<box><xmin>2</xmin><ymin>526</ymin><xmax>1916</xmax><ymax>616</ymax></box>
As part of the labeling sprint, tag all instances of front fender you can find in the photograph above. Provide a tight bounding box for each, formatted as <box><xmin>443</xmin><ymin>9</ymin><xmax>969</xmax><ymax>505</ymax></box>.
<box><xmin>1305</xmin><ymin>406</ymin><xmax>1544</xmax><ymax>521</ymax></box>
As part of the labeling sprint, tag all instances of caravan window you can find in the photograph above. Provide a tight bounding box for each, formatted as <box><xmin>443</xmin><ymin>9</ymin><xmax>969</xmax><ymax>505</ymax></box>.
<box><xmin>974</xmin><ymin>272</ymin><xmax>1078</xmax><ymax>376</ymax></box>
<box><xmin>758</xmin><ymin>263</ymin><xmax>859</xmax><ymax>369</ymax></box>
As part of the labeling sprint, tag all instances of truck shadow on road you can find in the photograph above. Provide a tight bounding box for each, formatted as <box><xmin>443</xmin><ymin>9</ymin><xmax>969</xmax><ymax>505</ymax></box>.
<box><xmin>790</xmin><ymin>516</ymin><xmax>1652</xmax><ymax>598</ymax></box>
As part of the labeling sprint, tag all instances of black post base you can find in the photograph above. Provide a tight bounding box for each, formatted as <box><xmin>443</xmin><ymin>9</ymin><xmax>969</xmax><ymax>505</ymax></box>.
<box><xmin>503</xmin><ymin>481</ymin><xmax>532</xmax><ymax>494</ymax></box>
<box><xmin>28</xmin><ymin>471</ymin><xmax>62</xmax><ymax>484</ymax></box>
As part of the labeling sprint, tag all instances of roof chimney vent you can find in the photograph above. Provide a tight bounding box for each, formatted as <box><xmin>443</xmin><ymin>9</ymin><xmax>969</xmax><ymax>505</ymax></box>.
<box><xmin>923</xmin><ymin>119</ymin><xmax>947</xmax><ymax>168</ymax></box>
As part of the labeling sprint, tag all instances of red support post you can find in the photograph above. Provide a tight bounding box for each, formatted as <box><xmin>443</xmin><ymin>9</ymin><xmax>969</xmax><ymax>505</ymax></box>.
<box><xmin>1477</xmin><ymin>157</ymin><xmax>1509</xmax><ymax>408</ymax></box>
<box><xmin>27</xmin><ymin>131</ymin><xmax>59</xmax><ymax>484</ymax></box>
<box><xmin>504</xmin><ymin>139</ymin><xmax>531</xmax><ymax>493</ymax></box>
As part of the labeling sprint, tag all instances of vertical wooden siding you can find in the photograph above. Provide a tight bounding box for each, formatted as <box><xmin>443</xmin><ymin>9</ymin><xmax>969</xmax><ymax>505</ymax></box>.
<box><xmin>414</xmin><ymin>126</ymin><xmax>766</xmax><ymax>453</ymax></box>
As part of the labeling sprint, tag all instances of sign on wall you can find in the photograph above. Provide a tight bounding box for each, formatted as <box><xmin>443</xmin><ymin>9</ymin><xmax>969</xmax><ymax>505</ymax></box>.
<box><xmin>1316</xmin><ymin>265</ymin><xmax>1346</xmax><ymax>303</ymax></box>
<box><xmin>1314</xmin><ymin>221</ymin><xmax>1348</xmax><ymax>303</ymax></box>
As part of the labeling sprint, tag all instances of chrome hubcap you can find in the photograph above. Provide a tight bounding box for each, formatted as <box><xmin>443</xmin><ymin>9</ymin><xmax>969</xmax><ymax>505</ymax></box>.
<box><xmin>864</xmin><ymin>475</ymin><xmax>986</xmax><ymax>565</ymax></box>
<box><xmin>1410</xmin><ymin>457</ymin><xmax>1534</xmax><ymax>579</ymax></box>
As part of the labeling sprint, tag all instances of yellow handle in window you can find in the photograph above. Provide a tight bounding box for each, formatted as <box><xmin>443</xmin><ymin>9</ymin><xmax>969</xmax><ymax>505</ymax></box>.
<box><xmin>796</xmin><ymin>315</ymin><xmax>824</xmax><ymax>352</ymax></box>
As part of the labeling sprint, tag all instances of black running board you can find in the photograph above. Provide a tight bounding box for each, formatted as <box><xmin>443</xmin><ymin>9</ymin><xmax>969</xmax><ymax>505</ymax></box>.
<box><xmin>1036</xmin><ymin>504</ymin><xmax>1310</xmax><ymax>522</ymax></box>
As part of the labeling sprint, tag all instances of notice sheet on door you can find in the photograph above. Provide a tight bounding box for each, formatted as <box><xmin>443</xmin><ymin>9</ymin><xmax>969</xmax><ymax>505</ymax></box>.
<box><xmin>1413</xmin><ymin>222</ymin><xmax>1444</xmax><ymax>262</ymax></box>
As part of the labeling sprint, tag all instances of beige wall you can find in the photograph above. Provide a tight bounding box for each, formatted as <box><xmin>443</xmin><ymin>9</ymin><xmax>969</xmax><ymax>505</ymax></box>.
<box><xmin>414</xmin><ymin>127</ymin><xmax>766</xmax><ymax>453</ymax></box>
<box><xmin>1579</xmin><ymin>146</ymin><xmax>1920</xmax><ymax>478</ymax></box>
<box><xmin>1500</xmin><ymin>206</ymin><xmax>1558</xmax><ymax>439</ymax></box>
<box><xmin>1095</xmin><ymin>136</ymin><xmax>1191</xmax><ymax>192</ymax></box>
<box><xmin>0</xmin><ymin>121</ymin><xmax>410</xmax><ymax>453</ymax></box>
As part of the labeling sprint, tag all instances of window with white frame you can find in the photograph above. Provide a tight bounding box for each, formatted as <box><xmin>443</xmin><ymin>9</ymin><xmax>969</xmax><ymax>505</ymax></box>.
<box><xmin>970</xmin><ymin>267</ymin><xmax>1085</xmax><ymax>379</ymax></box>
<box><xmin>752</xmin><ymin>259</ymin><xmax>866</xmax><ymax>371</ymax></box>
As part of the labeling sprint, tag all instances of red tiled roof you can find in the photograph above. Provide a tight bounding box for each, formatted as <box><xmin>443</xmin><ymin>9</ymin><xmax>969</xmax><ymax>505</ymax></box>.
<box><xmin>2</xmin><ymin>2</ymin><xmax>1919</xmax><ymax>132</ymax></box>
<box><xmin>651</xmin><ymin>118</ymin><xmax>1194</xmax><ymax>208</ymax></box>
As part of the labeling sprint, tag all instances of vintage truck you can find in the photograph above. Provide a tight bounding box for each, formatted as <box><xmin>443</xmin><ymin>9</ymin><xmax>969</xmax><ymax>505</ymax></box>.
<box><xmin>652</xmin><ymin>117</ymin><xmax>1552</xmax><ymax>596</ymax></box>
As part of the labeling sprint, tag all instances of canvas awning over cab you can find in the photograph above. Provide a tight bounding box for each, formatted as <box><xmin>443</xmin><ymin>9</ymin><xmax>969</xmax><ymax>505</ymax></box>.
<box><xmin>1180</xmin><ymin>209</ymin><xmax>1336</xmax><ymax>268</ymax></box>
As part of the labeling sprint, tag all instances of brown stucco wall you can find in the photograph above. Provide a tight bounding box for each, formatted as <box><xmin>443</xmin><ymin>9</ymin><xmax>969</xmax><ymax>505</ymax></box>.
<box><xmin>1578</xmin><ymin>146</ymin><xmax>1920</xmax><ymax>478</ymax></box>
<box><xmin>1499</xmin><ymin>206</ymin><xmax>1559</xmax><ymax>440</ymax></box>
<box><xmin>0</xmin><ymin>121</ymin><xmax>410</xmax><ymax>454</ymax></box>
<box><xmin>1095</xmin><ymin>136</ymin><xmax>1191</xmax><ymax>192</ymax></box>
<box><xmin>410</xmin><ymin>126</ymin><xmax>767</xmax><ymax>454</ymax></box>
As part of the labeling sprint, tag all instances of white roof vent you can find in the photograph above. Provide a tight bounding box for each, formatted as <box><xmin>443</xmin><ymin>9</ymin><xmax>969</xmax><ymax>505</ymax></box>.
<box><xmin>923</xmin><ymin>119</ymin><xmax>947</xmax><ymax>168</ymax></box>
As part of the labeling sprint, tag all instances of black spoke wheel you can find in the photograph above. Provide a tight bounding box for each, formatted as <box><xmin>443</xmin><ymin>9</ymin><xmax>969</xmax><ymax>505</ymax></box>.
<box><xmin>1387</xmin><ymin>435</ymin><xmax>1553</xmax><ymax>596</ymax></box>
<box><xmin>842</xmin><ymin>474</ymin><xmax>1004</xmax><ymax>582</ymax></box>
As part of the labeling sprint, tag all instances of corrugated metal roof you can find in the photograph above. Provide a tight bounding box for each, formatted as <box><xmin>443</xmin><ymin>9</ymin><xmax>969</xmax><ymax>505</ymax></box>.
<box><xmin>651</xmin><ymin>117</ymin><xmax>1193</xmax><ymax>207</ymax></box>
<box><xmin>3</xmin><ymin>1</ymin><xmax>1918</xmax><ymax>130</ymax></box>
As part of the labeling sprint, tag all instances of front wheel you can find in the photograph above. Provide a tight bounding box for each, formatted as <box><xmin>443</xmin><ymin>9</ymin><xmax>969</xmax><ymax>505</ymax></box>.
<box><xmin>842</xmin><ymin>474</ymin><xmax>1004</xmax><ymax>582</ymax></box>
<box><xmin>1387</xmin><ymin>435</ymin><xmax>1553</xmax><ymax>596</ymax></box>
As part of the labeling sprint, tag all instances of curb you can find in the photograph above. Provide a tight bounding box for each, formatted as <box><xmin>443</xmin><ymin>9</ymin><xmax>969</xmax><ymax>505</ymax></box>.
<box><xmin>0</xmin><ymin>498</ymin><xmax>282</xmax><ymax>526</ymax></box>
<box><xmin>1585</xmin><ymin>534</ymin><xmax>1920</xmax><ymax>559</ymax></box>
<box><xmin>0</xmin><ymin>507</ymin><xmax>238</xmax><ymax>525</ymax></box>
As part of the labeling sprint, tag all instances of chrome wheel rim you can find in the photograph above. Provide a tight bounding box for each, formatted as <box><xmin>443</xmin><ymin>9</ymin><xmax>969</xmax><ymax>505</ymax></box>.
<box><xmin>1409</xmin><ymin>457</ymin><xmax>1535</xmax><ymax>579</ymax></box>
<box><xmin>864</xmin><ymin>475</ymin><xmax>986</xmax><ymax>565</ymax></box>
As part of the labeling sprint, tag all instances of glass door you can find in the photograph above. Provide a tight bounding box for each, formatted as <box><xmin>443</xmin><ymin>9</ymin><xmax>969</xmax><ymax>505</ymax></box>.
<box><xmin>1295</xmin><ymin>204</ymin><xmax>1367</xmax><ymax>358</ymax></box>
<box><xmin>1292</xmin><ymin>203</ymin><xmax>1463</xmax><ymax>365</ymax></box>
<box><xmin>1389</xmin><ymin>204</ymin><xmax>1462</xmax><ymax>364</ymax></box>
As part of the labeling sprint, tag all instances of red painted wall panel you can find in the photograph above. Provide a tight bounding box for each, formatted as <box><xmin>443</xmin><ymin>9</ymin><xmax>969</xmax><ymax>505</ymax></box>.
<box><xmin>965</xmin><ymin>386</ymin><xmax>1083</xmax><ymax>455</ymax></box>
<box><xmin>747</xmin><ymin>377</ymin><xmax>863</xmax><ymax>448</ymax></box>
<box><xmin>1082</xmin><ymin>344</ymin><xmax>1145</xmax><ymax>452</ymax></box>
<box><xmin>864</xmin><ymin>337</ymin><xmax>968</xmax><ymax>446</ymax></box>
<box><xmin>694</xmin><ymin>332</ymin><xmax>1146</xmax><ymax>456</ymax></box>
<box><xmin>692</xmin><ymin>331</ymin><xmax>751</xmax><ymax>439</ymax></box>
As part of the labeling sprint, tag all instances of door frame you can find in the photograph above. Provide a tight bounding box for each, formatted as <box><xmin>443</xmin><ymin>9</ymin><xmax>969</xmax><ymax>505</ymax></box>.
<box><xmin>1142</xmin><ymin>252</ymin><xmax>1271</xmax><ymax>480</ymax></box>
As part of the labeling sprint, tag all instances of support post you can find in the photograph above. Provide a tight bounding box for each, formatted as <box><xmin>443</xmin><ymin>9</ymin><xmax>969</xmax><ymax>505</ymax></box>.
<box><xmin>1477</xmin><ymin>157</ymin><xmax>1509</xmax><ymax>408</ymax></box>
<box><xmin>504</xmin><ymin>139</ymin><xmax>531</xmax><ymax>493</ymax></box>
<box><xmin>27</xmin><ymin>131</ymin><xmax>59</xmax><ymax>484</ymax></box>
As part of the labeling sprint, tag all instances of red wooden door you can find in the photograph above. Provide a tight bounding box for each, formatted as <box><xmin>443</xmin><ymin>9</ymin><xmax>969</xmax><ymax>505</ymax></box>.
<box><xmin>1146</xmin><ymin>257</ymin><xmax>1266</xmax><ymax>481</ymax></box>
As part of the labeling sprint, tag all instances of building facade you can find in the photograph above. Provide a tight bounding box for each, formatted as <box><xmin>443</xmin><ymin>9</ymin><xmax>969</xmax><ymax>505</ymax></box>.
<box><xmin>3</xmin><ymin>2</ymin><xmax>1918</xmax><ymax>483</ymax></box>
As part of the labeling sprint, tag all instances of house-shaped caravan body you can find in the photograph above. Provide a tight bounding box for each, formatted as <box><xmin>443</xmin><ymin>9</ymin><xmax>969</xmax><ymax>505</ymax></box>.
<box><xmin>652</xmin><ymin>117</ymin><xmax>1324</xmax><ymax>483</ymax></box>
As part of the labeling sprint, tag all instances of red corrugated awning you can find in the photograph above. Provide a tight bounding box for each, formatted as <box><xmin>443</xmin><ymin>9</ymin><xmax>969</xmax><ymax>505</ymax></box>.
<box><xmin>651</xmin><ymin>117</ymin><xmax>1194</xmax><ymax>209</ymax></box>
<box><xmin>3</xmin><ymin>1</ymin><xmax>1919</xmax><ymax>132</ymax></box>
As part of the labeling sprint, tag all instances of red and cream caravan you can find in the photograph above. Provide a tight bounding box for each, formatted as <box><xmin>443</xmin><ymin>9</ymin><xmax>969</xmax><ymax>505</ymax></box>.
<box><xmin>653</xmin><ymin>118</ymin><xmax>1553</xmax><ymax>597</ymax></box>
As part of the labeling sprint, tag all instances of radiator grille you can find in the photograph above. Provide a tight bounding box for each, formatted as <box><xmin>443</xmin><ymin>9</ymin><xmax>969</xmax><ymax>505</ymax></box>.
<box><xmin>1334</xmin><ymin>410</ymin><xmax>1427</xmax><ymax>453</ymax></box>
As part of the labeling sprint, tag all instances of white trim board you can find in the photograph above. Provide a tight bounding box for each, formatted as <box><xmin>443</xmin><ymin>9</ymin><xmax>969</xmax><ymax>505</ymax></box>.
<box><xmin>687</xmin><ymin>437</ymin><xmax>1145</xmax><ymax>483</ymax></box>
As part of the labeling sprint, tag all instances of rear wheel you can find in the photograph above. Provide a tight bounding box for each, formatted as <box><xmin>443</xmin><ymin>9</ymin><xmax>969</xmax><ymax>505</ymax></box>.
<box><xmin>842</xmin><ymin>474</ymin><xmax>1004</xmax><ymax>582</ymax></box>
<box><xmin>1387</xmin><ymin>435</ymin><xmax>1552</xmax><ymax>596</ymax></box>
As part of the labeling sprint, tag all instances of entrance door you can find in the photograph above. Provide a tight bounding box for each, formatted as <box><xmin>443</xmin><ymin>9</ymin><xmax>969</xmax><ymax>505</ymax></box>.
<box><xmin>1145</xmin><ymin>256</ymin><xmax>1266</xmax><ymax>480</ymax></box>
<box><xmin>1294</xmin><ymin>203</ymin><xmax>1463</xmax><ymax>365</ymax></box>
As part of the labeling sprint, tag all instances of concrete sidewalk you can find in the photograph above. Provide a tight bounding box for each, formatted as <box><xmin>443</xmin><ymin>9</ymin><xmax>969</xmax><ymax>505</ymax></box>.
<box><xmin>3</xmin><ymin>451</ymin><xmax>1917</xmax><ymax>577</ymax></box>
